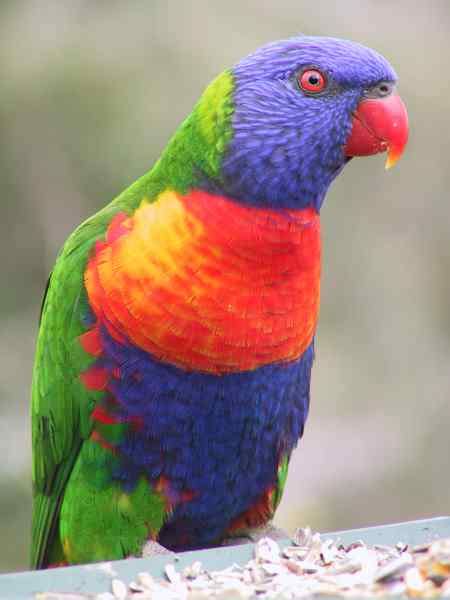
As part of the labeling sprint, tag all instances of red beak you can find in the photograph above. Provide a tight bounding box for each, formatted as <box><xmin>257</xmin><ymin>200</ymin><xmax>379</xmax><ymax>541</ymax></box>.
<box><xmin>344</xmin><ymin>93</ymin><xmax>409</xmax><ymax>169</ymax></box>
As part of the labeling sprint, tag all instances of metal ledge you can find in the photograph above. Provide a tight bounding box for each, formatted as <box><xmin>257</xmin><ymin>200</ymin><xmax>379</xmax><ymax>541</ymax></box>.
<box><xmin>1</xmin><ymin>517</ymin><xmax>449</xmax><ymax>599</ymax></box>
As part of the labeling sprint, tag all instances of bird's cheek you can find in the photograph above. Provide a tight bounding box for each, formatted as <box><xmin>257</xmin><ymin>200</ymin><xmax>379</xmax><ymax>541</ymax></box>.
<box><xmin>344</xmin><ymin>93</ymin><xmax>409</xmax><ymax>169</ymax></box>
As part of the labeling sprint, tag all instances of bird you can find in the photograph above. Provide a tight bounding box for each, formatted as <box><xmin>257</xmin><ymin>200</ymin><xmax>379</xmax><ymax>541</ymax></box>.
<box><xmin>30</xmin><ymin>35</ymin><xmax>408</xmax><ymax>568</ymax></box>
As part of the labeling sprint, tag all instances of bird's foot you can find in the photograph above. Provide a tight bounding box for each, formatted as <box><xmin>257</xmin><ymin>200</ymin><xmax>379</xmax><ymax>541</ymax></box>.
<box><xmin>221</xmin><ymin>522</ymin><xmax>288</xmax><ymax>547</ymax></box>
<box><xmin>141</xmin><ymin>539</ymin><xmax>176</xmax><ymax>558</ymax></box>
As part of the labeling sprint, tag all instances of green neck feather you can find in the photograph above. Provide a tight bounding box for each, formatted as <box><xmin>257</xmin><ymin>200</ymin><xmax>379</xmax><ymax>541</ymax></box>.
<box><xmin>113</xmin><ymin>69</ymin><xmax>235</xmax><ymax>212</ymax></box>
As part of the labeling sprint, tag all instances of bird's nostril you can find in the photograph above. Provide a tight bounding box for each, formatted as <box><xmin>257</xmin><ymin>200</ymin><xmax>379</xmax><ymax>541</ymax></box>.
<box><xmin>364</xmin><ymin>81</ymin><xmax>393</xmax><ymax>99</ymax></box>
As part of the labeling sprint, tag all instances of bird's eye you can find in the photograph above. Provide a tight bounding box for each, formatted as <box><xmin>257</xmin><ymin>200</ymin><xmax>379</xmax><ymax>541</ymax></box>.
<box><xmin>298</xmin><ymin>69</ymin><xmax>327</xmax><ymax>94</ymax></box>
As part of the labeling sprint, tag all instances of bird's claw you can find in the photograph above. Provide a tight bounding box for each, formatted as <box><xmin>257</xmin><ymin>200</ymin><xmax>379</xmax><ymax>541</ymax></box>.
<box><xmin>221</xmin><ymin>522</ymin><xmax>288</xmax><ymax>547</ymax></box>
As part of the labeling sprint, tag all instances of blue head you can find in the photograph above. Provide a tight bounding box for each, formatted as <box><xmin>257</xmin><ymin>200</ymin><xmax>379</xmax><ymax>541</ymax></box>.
<box><xmin>216</xmin><ymin>36</ymin><xmax>398</xmax><ymax>211</ymax></box>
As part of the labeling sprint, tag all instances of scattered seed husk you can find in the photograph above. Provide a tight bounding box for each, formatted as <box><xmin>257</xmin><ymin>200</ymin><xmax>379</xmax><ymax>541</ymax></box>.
<box><xmin>35</xmin><ymin>530</ymin><xmax>450</xmax><ymax>599</ymax></box>
<box><xmin>183</xmin><ymin>561</ymin><xmax>203</xmax><ymax>579</ymax></box>
<box><xmin>111</xmin><ymin>579</ymin><xmax>127</xmax><ymax>600</ymax></box>
<box><xmin>374</xmin><ymin>553</ymin><xmax>414</xmax><ymax>582</ymax></box>
<box><xmin>293</xmin><ymin>526</ymin><xmax>313</xmax><ymax>547</ymax></box>
<box><xmin>413</xmin><ymin>543</ymin><xmax>432</xmax><ymax>554</ymax></box>
<box><xmin>164</xmin><ymin>563</ymin><xmax>180</xmax><ymax>584</ymax></box>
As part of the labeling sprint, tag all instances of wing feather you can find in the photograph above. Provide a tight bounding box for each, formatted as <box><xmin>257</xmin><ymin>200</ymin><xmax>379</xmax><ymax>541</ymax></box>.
<box><xmin>30</xmin><ymin>205</ymin><xmax>122</xmax><ymax>568</ymax></box>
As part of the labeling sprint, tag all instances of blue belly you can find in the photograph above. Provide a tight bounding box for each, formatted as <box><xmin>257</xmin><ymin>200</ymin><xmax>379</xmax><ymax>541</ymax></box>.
<box><xmin>96</xmin><ymin>326</ymin><xmax>314</xmax><ymax>549</ymax></box>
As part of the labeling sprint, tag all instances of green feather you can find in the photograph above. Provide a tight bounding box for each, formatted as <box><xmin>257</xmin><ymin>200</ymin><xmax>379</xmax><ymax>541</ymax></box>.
<box><xmin>273</xmin><ymin>455</ymin><xmax>290</xmax><ymax>512</ymax></box>
<box><xmin>60</xmin><ymin>442</ymin><xmax>166</xmax><ymax>563</ymax></box>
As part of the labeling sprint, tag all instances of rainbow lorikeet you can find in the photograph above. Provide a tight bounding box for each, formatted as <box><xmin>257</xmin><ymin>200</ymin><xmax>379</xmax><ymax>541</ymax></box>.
<box><xmin>31</xmin><ymin>36</ymin><xmax>408</xmax><ymax>568</ymax></box>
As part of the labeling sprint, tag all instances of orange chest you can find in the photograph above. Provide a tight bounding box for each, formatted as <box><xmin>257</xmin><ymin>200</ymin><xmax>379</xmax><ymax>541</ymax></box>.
<box><xmin>84</xmin><ymin>190</ymin><xmax>321</xmax><ymax>374</ymax></box>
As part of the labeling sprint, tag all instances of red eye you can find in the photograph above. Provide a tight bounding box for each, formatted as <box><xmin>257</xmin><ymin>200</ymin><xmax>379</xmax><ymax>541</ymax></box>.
<box><xmin>298</xmin><ymin>69</ymin><xmax>327</xmax><ymax>93</ymax></box>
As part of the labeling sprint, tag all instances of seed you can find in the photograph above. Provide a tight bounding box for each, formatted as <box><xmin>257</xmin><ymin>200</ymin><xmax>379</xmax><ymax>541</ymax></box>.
<box><xmin>111</xmin><ymin>578</ymin><xmax>127</xmax><ymax>600</ymax></box>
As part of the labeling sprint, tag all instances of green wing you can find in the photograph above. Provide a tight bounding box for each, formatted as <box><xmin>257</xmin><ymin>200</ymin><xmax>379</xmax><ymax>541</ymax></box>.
<box><xmin>30</xmin><ymin>204</ymin><xmax>121</xmax><ymax>568</ymax></box>
<box><xmin>30</xmin><ymin>71</ymin><xmax>235</xmax><ymax>567</ymax></box>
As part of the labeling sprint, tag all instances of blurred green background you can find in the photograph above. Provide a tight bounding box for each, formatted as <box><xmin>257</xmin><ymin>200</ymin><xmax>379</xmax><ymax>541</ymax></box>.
<box><xmin>1</xmin><ymin>0</ymin><xmax>450</xmax><ymax>573</ymax></box>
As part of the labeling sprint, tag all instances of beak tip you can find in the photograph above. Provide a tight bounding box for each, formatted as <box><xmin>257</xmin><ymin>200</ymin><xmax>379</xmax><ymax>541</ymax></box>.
<box><xmin>385</xmin><ymin>147</ymin><xmax>402</xmax><ymax>170</ymax></box>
